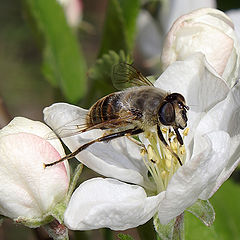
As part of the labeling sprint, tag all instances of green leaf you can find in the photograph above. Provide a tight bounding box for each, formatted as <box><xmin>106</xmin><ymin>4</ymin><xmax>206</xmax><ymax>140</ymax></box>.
<box><xmin>118</xmin><ymin>0</ymin><xmax>140</xmax><ymax>50</ymax></box>
<box><xmin>211</xmin><ymin>180</ymin><xmax>240</xmax><ymax>240</ymax></box>
<box><xmin>99</xmin><ymin>0</ymin><xmax>140</xmax><ymax>57</ymax></box>
<box><xmin>118</xmin><ymin>233</ymin><xmax>135</xmax><ymax>240</ymax></box>
<box><xmin>185</xmin><ymin>211</ymin><xmax>218</xmax><ymax>240</ymax></box>
<box><xmin>186</xmin><ymin>200</ymin><xmax>215</xmax><ymax>227</ymax></box>
<box><xmin>25</xmin><ymin>0</ymin><xmax>87</xmax><ymax>103</ymax></box>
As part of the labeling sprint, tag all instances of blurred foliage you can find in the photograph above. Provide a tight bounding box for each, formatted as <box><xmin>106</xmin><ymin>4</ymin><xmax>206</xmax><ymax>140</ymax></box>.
<box><xmin>118</xmin><ymin>233</ymin><xmax>135</xmax><ymax>240</ymax></box>
<box><xmin>84</xmin><ymin>50</ymin><xmax>132</xmax><ymax>106</ymax></box>
<box><xmin>217</xmin><ymin>0</ymin><xmax>240</xmax><ymax>11</ymax></box>
<box><xmin>98</xmin><ymin>0</ymin><xmax>140</xmax><ymax>57</ymax></box>
<box><xmin>25</xmin><ymin>0</ymin><xmax>87</xmax><ymax>103</ymax></box>
<box><xmin>185</xmin><ymin>180</ymin><xmax>240</xmax><ymax>240</ymax></box>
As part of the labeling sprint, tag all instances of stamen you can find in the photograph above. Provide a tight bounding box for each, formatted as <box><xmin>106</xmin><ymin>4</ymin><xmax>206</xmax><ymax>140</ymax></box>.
<box><xmin>183</xmin><ymin>127</ymin><xmax>189</xmax><ymax>136</ymax></box>
<box><xmin>140</xmin><ymin>127</ymin><xmax>188</xmax><ymax>193</ymax></box>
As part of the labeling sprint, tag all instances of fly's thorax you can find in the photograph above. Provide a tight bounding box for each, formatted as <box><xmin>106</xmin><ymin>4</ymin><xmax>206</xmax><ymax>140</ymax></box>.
<box><xmin>124</xmin><ymin>87</ymin><xmax>167</xmax><ymax>128</ymax></box>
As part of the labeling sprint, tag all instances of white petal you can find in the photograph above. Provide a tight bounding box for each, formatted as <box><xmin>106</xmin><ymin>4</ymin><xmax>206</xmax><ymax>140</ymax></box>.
<box><xmin>155</xmin><ymin>53</ymin><xmax>229</xmax><ymax>150</ymax></box>
<box><xmin>155</xmin><ymin>53</ymin><xmax>229</xmax><ymax>113</ymax></box>
<box><xmin>64</xmin><ymin>178</ymin><xmax>163</xmax><ymax>230</ymax></box>
<box><xmin>44</xmin><ymin>103</ymin><xmax>151</xmax><ymax>188</ymax></box>
<box><xmin>158</xmin><ymin>131</ymin><xmax>230</xmax><ymax>224</ymax></box>
<box><xmin>195</xmin><ymin>83</ymin><xmax>240</xmax><ymax>198</ymax></box>
<box><xmin>0</xmin><ymin>131</ymin><xmax>69</xmax><ymax>219</ymax></box>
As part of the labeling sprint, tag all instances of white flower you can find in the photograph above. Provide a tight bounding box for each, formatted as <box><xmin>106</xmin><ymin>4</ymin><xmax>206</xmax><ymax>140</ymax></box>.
<box><xmin>161</xmin><ymin>8</ymin><xmax>240</xmax><ymax>87</ymax></box>
<box><xmin>0</xmin><ymin>117</ymin><xmax>69</xmax><ymax>226</ymax></box>
<box><xmin>137</xmin><ymin>0</ymin><xmax>216</xmax><ymax>64</ymax></box>
<box><xmin>44</xmin><ymin>53</ymin><xmax>240</xmax><ymax>230</ymax></box>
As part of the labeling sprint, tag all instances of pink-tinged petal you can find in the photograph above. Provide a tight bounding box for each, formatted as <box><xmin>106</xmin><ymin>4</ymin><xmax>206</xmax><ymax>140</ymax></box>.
<box><xmin>0</xmin><ymin>131</ymin><xmax>69</xmax><ymax>219</ymax></box>
<box><xmin>64</xmin><ymin>178</ymin><xmax>163</xmax><ymax>230</ymax></box>
<box><xmin>158</xmin><ymin>131</ymin><xmax>230</xmax><ymax>224</ymax></box>
<box><xmin>0</xmin><ymin>117</ymin><xmax>66</xmax><ymax>160</ymax></box>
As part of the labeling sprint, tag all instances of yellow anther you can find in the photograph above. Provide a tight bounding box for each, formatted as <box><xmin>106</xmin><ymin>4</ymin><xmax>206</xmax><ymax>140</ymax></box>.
<box><xmin>147</xmin><ymin>145</ymin><xmax>154</xmax><ymax>161</ymax></box>
<box><xmin>183</xmin><ymin>128</ymin><xmax>190</xmax><ymax>136</ymax></box>
<box><xmin>168</xmin><ymin>131</ymin><xmax>175</xmax><ymax>138</ymax></box>
<box><xmin>180</xmin><ymin>146</ymin><xmax>186</xmax><ymax>155</ymax></box>
<box><xmin>170</xmin><ymin>140</ymin><xmax>178</xmax><ymax>152</ymax></box>
<box><xmin>161</xmin><ymin>128</ymin><xmax>168</xmax><ymax>133</ymax></box>
<box><xmin>144</xmin><ymin>131</ymin><xmax>151</xmax><ymax>138</ymax></box>
<box><xmin>161</xmin><ymin>170</ymin><xmax>167</xmax><ymax>179</ymax></box>
<box><xmin>140</xmin><ymin>148</ymin><xmax>146</xmax><ymax>156</ymax></box>
<box><xmin>165</xmin><ymin>158</ymin><xmax>172</xmax><ymax>169</ymax></box>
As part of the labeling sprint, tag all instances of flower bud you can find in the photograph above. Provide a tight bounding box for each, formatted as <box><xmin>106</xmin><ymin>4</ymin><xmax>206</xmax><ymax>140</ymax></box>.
<box><xmin>161</xmin><ymin>8</ymin><xmax>240</xmax><ymax>87</ymax></box>
<box><xmin>57</xmin><ymin>0</ymin><xmax>83</xmax><ymax>27</ymax></box>
<box><xmin>0</xmin><ymin>117</ymin><xmax>69</xmax><ymax>227</ymax></box>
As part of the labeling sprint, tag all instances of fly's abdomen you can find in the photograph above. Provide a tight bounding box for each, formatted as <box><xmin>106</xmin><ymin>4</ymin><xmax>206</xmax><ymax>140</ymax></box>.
<box><xmin>86</xmin><ymin>92</ymin><xmax>123</xmax><ymax>128</ymax></box>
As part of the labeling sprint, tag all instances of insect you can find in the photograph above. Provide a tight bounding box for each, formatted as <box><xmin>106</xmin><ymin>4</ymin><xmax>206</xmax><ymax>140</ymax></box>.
<box><xmin>44</xmin><ymin>63</ymin><xmax>189</xmax><ymax>168</ymax></box>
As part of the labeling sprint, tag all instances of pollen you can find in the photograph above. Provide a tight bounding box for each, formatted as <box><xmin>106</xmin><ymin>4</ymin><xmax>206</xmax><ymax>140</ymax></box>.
<box><xmin>183</xmin><ymin>127</ymin><xmax>189</xmax><ymax>136</ymax></box>
<box><xmin>161</xmin><ymin>128</ymin><xmax>168</xmax><ymax>133</ymax></box>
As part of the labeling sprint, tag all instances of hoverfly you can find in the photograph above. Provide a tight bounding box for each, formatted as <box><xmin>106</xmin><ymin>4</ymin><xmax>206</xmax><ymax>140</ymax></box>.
<box><xmin>44</xmin><ymin>63</ymin><xmax>189</xmax><ymax>167</ymax></box>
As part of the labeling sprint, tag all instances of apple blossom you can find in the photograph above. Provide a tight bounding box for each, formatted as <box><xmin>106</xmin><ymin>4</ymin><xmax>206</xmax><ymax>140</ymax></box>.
<box><xmin>44</xmin><ymin>53</ymin><xmax>240</xmax><ymax>232</ymax></box>
<box><xmin>161</xmin><ymin>8</ymin><xmax>240</xmax><ymax>88</ymax></box>
<box><xmin>137</xmin><ymin>0</ymin><xmax>216</xmax><ymax>65</ymax></box>
<box><xmin>0</xmin><ymin>117</ymin><xmax>69</xmax><ymax>227</ymax></box>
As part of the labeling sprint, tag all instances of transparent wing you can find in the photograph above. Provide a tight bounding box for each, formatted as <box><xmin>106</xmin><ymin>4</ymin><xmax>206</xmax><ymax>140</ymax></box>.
<box><xmin>45</xmin><ymin>109</ymin><xmax>139</xmax><ymax>140</ymax></box>
<box><xmin>45</xmin><ymin>115</ymin><xmax>88</xmax><ymax>140</ymax></box>
<box><xmin>112</xmin><ymin>62</ymin><xmax>154</xmax><ymax>90</ymax></box>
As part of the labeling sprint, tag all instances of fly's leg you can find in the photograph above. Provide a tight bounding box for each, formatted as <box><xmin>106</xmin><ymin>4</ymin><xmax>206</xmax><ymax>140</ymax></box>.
<box><xmin>44</xmin><ymin>128</ymin><xmax>143</xmax><ymax>168</ymax></box>
<box><xmin>157</xmin><ymin>125</ymin><xmax>183</xmax><ymax>166</ymax></box>
<box><xmin>173</xmin><ymin>127</ymin><xmax>183</xmax><ymax>145</ymax></box>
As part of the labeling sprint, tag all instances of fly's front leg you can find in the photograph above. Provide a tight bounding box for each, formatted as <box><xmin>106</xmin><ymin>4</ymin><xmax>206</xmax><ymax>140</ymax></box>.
<box><xmin>44</xmin><ymin>128</ymin><xmax>143</xmax><ymax>168</ymax></box>
<box><xmin>174</xmin><ymin>127</ymin><xmax>183</xmax><ymax>145</ymax></box>
<box><xmin>157</xmin><ymin>125</ymin><xmax>183</xmax><ymax>166</ymax></box>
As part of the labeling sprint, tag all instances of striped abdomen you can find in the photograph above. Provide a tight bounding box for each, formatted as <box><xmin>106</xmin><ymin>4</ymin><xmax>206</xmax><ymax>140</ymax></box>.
<box><xmin>86</xmin><ymin>91</ymin><xmax>124</xmax><ymax>129</ymax></box>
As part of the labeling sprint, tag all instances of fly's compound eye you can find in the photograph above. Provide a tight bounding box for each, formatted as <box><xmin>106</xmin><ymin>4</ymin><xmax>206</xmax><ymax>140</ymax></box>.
<box><xmin>158</xmin><ymin>102</ymin><xmax>175</xmax><ymax>126</ymax></box>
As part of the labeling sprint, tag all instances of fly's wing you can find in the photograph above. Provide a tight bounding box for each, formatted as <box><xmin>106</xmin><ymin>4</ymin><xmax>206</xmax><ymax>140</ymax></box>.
<box><xmin>45</xmin><ymin>115</ymin><xmax>88</xmax><ymax>140</ymax></box>
<box><xmin>45</xmin><ymin>108</ymin><xmax>139</xmax><ymax>140</ymax></box>
<box><xmin>112</xmin><ymin>62</ymin><xmax>154</xmax><ymax>90</ymax></box>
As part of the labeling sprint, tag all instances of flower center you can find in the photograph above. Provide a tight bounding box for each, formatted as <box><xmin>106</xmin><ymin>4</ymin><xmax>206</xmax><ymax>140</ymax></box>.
<box><xmin>141</xmin><ymin>127</ymin><xmax>189</xmax><ymax>194</ymax></box>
